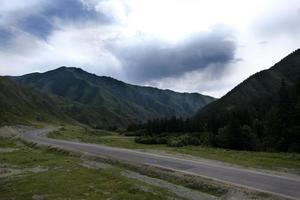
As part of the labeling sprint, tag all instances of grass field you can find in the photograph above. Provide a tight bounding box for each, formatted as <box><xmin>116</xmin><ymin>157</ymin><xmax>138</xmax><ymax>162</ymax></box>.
<box><xmin>0</xmin><ymin>136</ymin><xmax>187</xmax><ymax>200</ymax></box>
<box><xmin>48</xmin><ymin>125</ymin><xmax>300</xmax><ymax>174</ymax></box>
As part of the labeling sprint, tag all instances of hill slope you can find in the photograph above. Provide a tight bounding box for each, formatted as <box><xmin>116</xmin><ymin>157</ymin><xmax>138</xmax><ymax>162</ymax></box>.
<box><xmin>0</xmin><ymin>76</ymin><xmax>142</xmax><ymax>128</ymax></box>
<box><xmin>195</xmin><ymin>49</ymin><xmax>300</xmax><ymax>151</ymax></box>
<box><xmin>196</xmin><ymin>49</ymin><xmax>300</xmax><ymax>122</ymax></box>
<box><xmin>0</xmin><ymin>77</ymin><xmax>73</xmax><ymax>125</ymax></box>
<box><xmin>12</xmin><ymin>67</ymin><xmax>215</xmax><ymax>128</ymax></box>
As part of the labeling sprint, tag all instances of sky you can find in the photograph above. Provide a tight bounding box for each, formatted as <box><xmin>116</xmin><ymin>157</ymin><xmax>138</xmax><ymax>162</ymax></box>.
<box><xmin>0</xmin><ymin>0</ymin><xmax>299</xmax><ymax>97</ymax></box>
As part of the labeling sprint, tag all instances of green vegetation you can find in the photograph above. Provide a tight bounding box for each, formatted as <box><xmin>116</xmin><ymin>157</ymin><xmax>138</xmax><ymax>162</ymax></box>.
<box><xmin>12</xmin><ymin>66</ymin><xmax>215</xmax><ymax>129</ymax></box>
<box><xmin>48</xmin><ymin>125</ymin><xmax>165</xmax><ymax>149</ymax></box>
<box><xmin>0</xmin><ymin>77</ymin><xmax>74</xmax><ymax>126</ymax></box>
<box><xmin>49</xmin><ymin>126</ymin><xmax>300</xmax><ymax>174</ymax></box>
<box><xmin>0</xmin><ymin>136</ymin><xmax>186</xmax><ymax>200</ymax></box>
<box><xmin>2</xmin><ymin>49</ymin><xmax>300</xmax><ymax>199</ymax></box>
<box><xmin>1</xmin><ymin>65</ymin><xmax>215</xmax><ymax>129</ymax></box>
<box><xmin>45</xmin><ymin>126</ymin><xmax>229</xmax><ymax>197</ymax></box>
<box><xmin>194</xmin><ymin>49</ymin><xmax>300</xmax><ymax>152</ymax></box>
<box><xmin>129</xmin><ymin>49</ymin><xmax>300</xmax><ymax>153</ymax></box>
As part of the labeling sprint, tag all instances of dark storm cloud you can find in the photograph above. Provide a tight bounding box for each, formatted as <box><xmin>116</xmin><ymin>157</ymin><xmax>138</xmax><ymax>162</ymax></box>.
<box><xmin>0</xmin><ymin>28</ymin><xmax>13</xmax><ymax>47</ymax></box>
<box><xmin>18</xmin><ymin>15</ymin><xmax>53</xmax><ymax>39</ymax></box>
<box><xmin>45</xmin><ymin>0</ymin><xmax>97</xmax><ymax>20</ymax></box>
<box><xmin>1</xmin><ymin>0</ymin><xmax>113</xmax><ymax>40</ymax></box>
<box><xmin>111</xmin><ymin>29</ymin><xmax>236</xmax><ymax>82</ymax></box>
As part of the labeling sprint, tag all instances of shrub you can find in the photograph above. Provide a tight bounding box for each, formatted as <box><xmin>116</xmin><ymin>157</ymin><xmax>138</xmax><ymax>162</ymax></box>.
<box><xmin>167</xmin><ymin>137</ymin><xmax>185</xmax><ymax>147</ymax></box>
<box><xmin>167</xmin><ymin>134</ymin><xmax>201</xmax><ymax>147</ymax></box>
<box><xmin>135</xmin><ymin>134</ymin><xmax>208</xmax><ymax>147</ymax></box>
<box><xmin>124</xmin><ymin>129</ymin><xmax>146</xmax><ymax>136</ymax></box>
<box><xmin>135</xmin><ymin>136</ymin><xmax>167</xmax><ymax>144</ymax></box>
<box><xmin>198</xmin><ymin>132</ymin><xmax>212</xmax><ymax>146</ymax></box>
<box><xmin>241</xmin><ymin>125</ymin><xmax>259</xmax><ymax>150</ymax></box>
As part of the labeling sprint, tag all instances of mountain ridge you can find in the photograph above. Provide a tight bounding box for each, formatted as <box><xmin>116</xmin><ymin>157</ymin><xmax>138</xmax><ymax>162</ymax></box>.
<box><xmin>22</xmin><ymin>66</ymin><xmax>211</xmax><ymax>96</ymax></box>
<box><xmin>11</xmin><ymin>67</ymin><xmax>215</xmax><ymax>128</ymax></box>
<box><xmin>196</xmin><ymin>49</ymin><xmax>300</xmax><ymax>114</ymax></box>
<box><xmin>193</xmin><ymin>49</ymin><xmax>300</xmax><ymax>151</ymax></box>
<box><xmin>129</xmin><ymin>49</ymin><xmax>300</xmax><ymax>152</ymax></box>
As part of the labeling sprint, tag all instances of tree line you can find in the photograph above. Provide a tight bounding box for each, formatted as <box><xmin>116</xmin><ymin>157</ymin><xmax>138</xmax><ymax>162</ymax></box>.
<box><xmin>127</xmin><ymin>79</ymin><xmax>300</xmax><ymax>152</ymax></box>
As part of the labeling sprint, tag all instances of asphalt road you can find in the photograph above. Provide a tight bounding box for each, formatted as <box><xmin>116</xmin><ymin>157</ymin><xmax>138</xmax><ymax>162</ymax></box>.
<box><xmin>21</xmin><ymin>128</ymin><xmax>300</xmax><ymax>200</ymax></box>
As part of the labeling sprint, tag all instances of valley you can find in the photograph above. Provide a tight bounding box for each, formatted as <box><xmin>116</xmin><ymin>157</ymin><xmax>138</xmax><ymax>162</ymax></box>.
<box><xmin>1</xmin><ymin>1</ymin><xmax>299</xmax><ymax>199</ymax></box>
<box><xmin>1</xmin><ymin>49</ymin><xmax>300</xmax><ymax>200</ymax></box>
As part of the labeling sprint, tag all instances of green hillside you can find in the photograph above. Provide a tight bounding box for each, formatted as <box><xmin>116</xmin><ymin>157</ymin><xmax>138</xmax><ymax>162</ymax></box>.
<box><xmin>0</xmin><ymin>77</ymin><xmax>72</xmax><ymax>125</ymax></box>
<box><xmin>0</xmin><ymin>76</ymin><xmax>137</xmax><ymax>128</ymax></box>
<box><xmin>194</xmin><ymin>49</ymin><xmax>300</xmax><ymax>151</ymax></box>
<box><xmin>130</xmin><ymin>49</ymin><xmax>300</xmax><ymax>152</ymax></box>
<box><xmin>13</xmin><ymin>67</ymin><xmax>215</xmax><ymax>128</ymax></box>
<box><xmin>196</xmin><ymin>49</ymin><xmax>300</xmax><ymax>124</ymax></box>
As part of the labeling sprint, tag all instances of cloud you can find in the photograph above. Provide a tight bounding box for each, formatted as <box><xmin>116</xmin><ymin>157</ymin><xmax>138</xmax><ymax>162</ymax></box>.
<box><xmin>110</xmin><ymin>27</ymin><xmax>236</xmax><ymax>83</ymax></box>
<box><xmin>255</xmin><ymin>1</ymin><xmax>300</xmax><ymax>37</ymax></box>
<box><xmin>0</xmin><ymin>23</ymin><xmax>123</xmax><ymax>77</ymax></box>
<box><xmin>0</xmin><ymin>0</ymin><xmax>113</xmax><ymax>40</ymax></box>
<box><xmin>0</xmin><ymin>0</ymin><xmax>238</xmax><ymax>98</ymax></box>
<box><xmin>80</xmin><ymin>0</ymin><xmax>129</xmax><ymax>23</ymax></box>
<box><xmin>0</xmin><ymin>28</ymin><xmax>13</xmax><ymax>47</ymax></box>
<box><xmin>147</xmin><ymin>65</ymin><xmax>240</xmax><ymax>97</ymax></box>
<box><xmin>0</xmin><ymin>0</ymin><xmax>237</xmax><ymax>86</ymax></box>
<box><xmin>2</xmin><ymin>0</ymin><xmax>298</xmax><ymax>98</ymax></box>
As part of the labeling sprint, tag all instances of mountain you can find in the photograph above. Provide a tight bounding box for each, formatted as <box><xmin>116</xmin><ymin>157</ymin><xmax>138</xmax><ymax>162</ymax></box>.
<box><xmin>0</xmin><ymin>75</ymin><xmax>141</xmax><ymax>128</ymax></box>
<box><xmin>0</xmin><ymin>76</ymin><xmax>73</xmax><ymax>125</ymax></box>
<box><xmin>195</xmin><ymin>49</ymin><xmax>300</xmax><ymax>151</ymax></box>
<box><xmin>12</xmin><ymin>67</ymin><xmax>215</xmax><ymax>128</ymax></box>
<box><xmin>129</xmin><ymin>49</ymin><xmax>300</xmax><ymax>152</ymax></box>
<box><xmin>196</xmin><ymin>49</ymin><xmax>300</xmax><ymax>122</ymax></box>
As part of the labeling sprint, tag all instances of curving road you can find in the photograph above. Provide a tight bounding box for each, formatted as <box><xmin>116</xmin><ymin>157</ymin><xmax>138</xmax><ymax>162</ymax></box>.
<box><xmin>21</xmin><ymin>128</ymin><xmax>300</xmax><ymax>200</ymax></box>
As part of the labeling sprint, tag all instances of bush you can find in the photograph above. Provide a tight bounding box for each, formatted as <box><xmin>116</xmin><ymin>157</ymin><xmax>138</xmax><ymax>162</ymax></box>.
<box><xmin>241</xmin><ymin>125</ymin><xmax>259</xmax><ymax>150</ymax></box>
<box><xmin>124</xmin><ymin>129</ymin><xmax>146</xmax><ymax>136</ymax></box>
<box><xmin>135</xmin><ymin>133</ymin><xmax>210</xmax><ymax>147</ymax></box>
<box><xmin>198</xmin><ymin>132</ymin><xmax>213</xmax><ymax>146</ymax></box>
<box><xmin>135</xmin><ymin>136</ymin><xmax>167</xmax><ymax>144</ymax></box>
<box><xmin>167</xmin><ymin>134</ymin><xmax>201</xmax><ymax>147</ymax></box>
<box><xmin>217</xmin><ymin>122</ymin><xmax>259</xmax><ymax>150</ymax></box>
<box><xmin>167</xmin><ymin>137</ymin><xmax>185</xmax><ymax>147</ymax></box>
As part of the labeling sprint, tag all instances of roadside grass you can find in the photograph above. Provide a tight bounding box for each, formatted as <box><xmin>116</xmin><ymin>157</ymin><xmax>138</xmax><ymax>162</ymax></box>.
<box><xmin>48</xmin><ymin>125</ymin><xmax>300</xmax><ymax>174</ymax></box>
<box><xmin>168</xmin><ymin>146</ymin><xmax>300</xmax><ymax>173</ymax></box>
<box><xmin>0</xmin><ymin>137</ymin><xmax>185</xmax><ymax>200</ymax></box>
<box><xmin>48</xmin><ymin>125</ymin><xmax>163</xmax><ymax>149</ymax></box>
<box><xmin>48</xmin><ymin>125</ymin><xmax>114</xmax><ymax>141</ymax></box>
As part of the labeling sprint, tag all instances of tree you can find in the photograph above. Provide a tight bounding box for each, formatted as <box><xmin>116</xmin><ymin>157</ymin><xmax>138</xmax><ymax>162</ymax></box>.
<box><xmin>217</xmin><ymin>118</ymin><xmax>243</xmax><ymax>150</ymax></box>
<box><xmin>278</xmin><ymin>80</ymin><xmax>292</xmax><ymax>124</ymax></box>
<box><xmin>252</xmin><ymin>118</ymin><xmax>264</xmax><ymax>139</ymax></box>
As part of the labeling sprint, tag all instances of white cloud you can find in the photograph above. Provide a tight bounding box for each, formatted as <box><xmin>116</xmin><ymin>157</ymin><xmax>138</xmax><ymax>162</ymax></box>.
<box><xmin>0</xmin><ymin>0</ymin><xmax>299</xmax><ymax>98</ymax></box>
<box><xmin>0</xmin><ymin>23</ymin><xmax>123</xmax><ymax>77</ymax></box>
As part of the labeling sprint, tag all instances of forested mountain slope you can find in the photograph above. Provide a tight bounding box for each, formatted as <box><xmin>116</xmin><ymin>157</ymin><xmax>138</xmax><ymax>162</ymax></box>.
<box><xmin>195</xmin><ymin>49</ymin><xmax>300</xmax><ymax>151</ymax></box>
<box><xmin>131</xmin><ymin>49</ymin><xmax>300</xmax><ymax>152</ymax></box>
<box><xmin>11</xmin><ymin>67</ymin><xmax>215</xmax><ymax>128</ymax></box>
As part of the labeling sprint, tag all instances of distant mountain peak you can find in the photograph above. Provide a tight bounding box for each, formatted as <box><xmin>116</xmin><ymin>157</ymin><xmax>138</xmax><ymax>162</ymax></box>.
<box><xmin>12</xmin><ymin>67</ymin><xmax>216</xmax><ymax>128</ymax></box>
<box><xmin>53</xmin><ymin>66</ymin><xmax>84</xmax><ymax>73</ymax></box>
